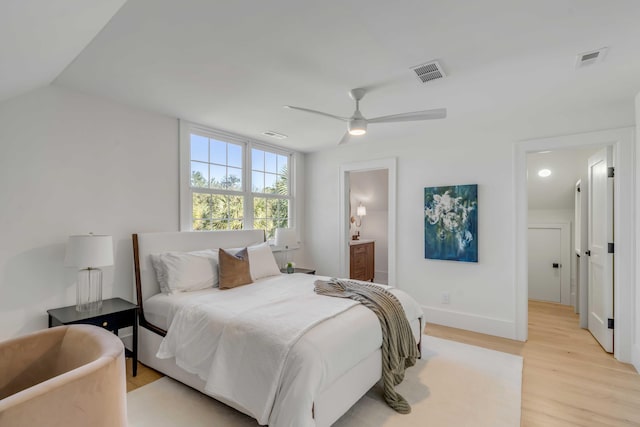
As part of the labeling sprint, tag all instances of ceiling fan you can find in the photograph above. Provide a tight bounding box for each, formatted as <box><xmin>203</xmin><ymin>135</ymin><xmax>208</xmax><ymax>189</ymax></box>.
<box><xmin>284</xmin><ymin>88</ymin><xmax>446</xmax><ymax>145</ymax></box>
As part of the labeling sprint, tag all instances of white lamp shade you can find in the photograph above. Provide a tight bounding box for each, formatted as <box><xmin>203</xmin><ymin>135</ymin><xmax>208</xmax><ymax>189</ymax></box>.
<box><xmin>274</xmin><ymin>228</ymin><xmax>297</xmax><ymax>249</ymax></box>
<box><xmin>64</xmin><ymin>235</ymin><xmax>114</xmax><ymax>268</ymax></box>
<box><xmin>356</xmin><ymin>205</ymin><xmax>367</xmax><ymax>216</ymax></box>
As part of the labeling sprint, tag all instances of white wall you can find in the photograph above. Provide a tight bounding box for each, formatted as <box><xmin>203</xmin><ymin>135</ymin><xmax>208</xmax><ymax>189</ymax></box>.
<box><xmin>305</xmin><ymin>104</ymin><xmax>633</xmax><ymax>340</ymax></box>
<box><xmin>0</xmin><ymin>85</ymin><xmax>310</xmax><ymax>341</ymax></box>
<box><xmin>0</xmin><ymin>85</ymin><xmax>179</xmax><ymax>340</ymax></box>
<box><xmin>305</xmin><ymin>127</ymin><xmax>517</xmax><ymax>338</ymax></box>
<box><xmin>528</xmin><ymin>209</ymin><xmax>573</xmax><ymax>224</ymax></box>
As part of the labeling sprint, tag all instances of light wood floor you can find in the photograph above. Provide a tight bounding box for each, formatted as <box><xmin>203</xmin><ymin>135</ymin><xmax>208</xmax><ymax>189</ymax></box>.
<box><xmin>126</xmin><ymin>300</ymin><xmax>640</xmax><ymax>426</ymax></box>
<box><xmin>428</xmin><ymin>300</ymin><xmax>640</xmax><ymax>426</ymax></box>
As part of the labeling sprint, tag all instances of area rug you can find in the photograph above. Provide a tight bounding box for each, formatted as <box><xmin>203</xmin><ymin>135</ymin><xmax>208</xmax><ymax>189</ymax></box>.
<box><xmin>128</xmin><ymin>336</ymin><xmax>522</xmax><ymax>427</ymax></box>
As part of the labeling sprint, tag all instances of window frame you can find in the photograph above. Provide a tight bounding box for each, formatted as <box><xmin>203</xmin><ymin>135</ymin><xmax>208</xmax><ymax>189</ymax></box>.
<box><xmin>179</xmin><ymin>121</ymin><xmax>295</xmax><ymax>236</ymax></box>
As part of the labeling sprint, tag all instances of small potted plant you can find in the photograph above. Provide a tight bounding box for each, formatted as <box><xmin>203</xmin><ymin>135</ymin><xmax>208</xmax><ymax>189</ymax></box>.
<box><xmin>286</xmin><ymin>261</ymin><xmax>295</xmax><ymax>274</ymax></box>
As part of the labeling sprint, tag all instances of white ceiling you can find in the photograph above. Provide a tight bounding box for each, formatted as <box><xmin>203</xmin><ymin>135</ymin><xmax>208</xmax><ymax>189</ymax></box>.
<box><xmin>0</xmin><ymin>0</ymin><xmax>126</xmax><ymax>103</ymax></box>
<box><xmin>527</xmin><ymin>148</ymin><xmax>599</xmax><ymax>210</ymax></box>
<box><xmin>5</xmin><ymin>1</ymin><xmax>639</xmax><ymax>152</ymax></box>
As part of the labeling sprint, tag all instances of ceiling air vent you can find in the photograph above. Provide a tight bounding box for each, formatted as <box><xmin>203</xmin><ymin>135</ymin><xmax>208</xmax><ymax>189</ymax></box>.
<box><xmin>262</xmin><ymin>130</ymin><xmax>288</xmax><ymax>140</ymax></box>
<box><xmin>411</xmin><ymin>60</ymin><xmax>446</xmax><ymax>83</ymax></box>
<box><xmin>576</xmin><ymin>47</ymin><xmax>608</xmax><ymax>68</ymax></box>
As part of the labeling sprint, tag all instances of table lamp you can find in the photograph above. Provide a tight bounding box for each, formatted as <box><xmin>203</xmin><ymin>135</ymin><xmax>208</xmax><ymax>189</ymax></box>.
<box><xmin>64</xmin><ymin>234</ymin><xmax>114</xmax><ymax>312</ymax></box>
<box><xmin>274</xmin><ymin>228</ymin><xmax>297</xmax><ymax>271</ymax></box>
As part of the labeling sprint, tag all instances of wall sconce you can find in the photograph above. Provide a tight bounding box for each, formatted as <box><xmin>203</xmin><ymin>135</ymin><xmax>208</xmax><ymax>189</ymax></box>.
<box><xmin>350</xmin><ymin>203</ymin><xmax>367</xmax><ymax>227</ymax></box>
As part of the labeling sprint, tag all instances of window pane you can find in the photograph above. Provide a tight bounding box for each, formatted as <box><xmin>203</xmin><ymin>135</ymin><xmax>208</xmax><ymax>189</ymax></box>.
<box><xmin>191</xmin><ymin>162</ymin><xmax>209</xmax><ymax>188</ymax></box>
<box><xmin>264</xmin><ymin>173</ymin><xmax>277</xmax><ymax>194</ymax></box>
<box><xmin>264</xmin><ymin>219</ymin><xmax>275</xmax><ymax>239</ymax></box>
<box><xmin>277</xmin><ymin>155</ymin><xmax>288</xmax><ymax>175</ymax></box>
<box><xmin>227</xmin><ymin>196</ymin><xmax>244</xmax><ymax>222</ymax></box>
<box><xmin>252</xmin><ymin>171</ymin><xmax>264</xmax><ymax>193</ymax></box>
<box><xmin>275</xmin><ymin>174</ymin><xmax>288</xmax><ymax>196</ymax></box>
<box><xmin>211</xmin><ymin>194</ymin><xmax>227</xmax><ymax>218</ymax></box>
<box><xmin>193</xmin><ymin>219</ymin><xmax>211</xmax><ymax>231</ymax></box>
<box><xmin>254</xmin><ymin>217</ymin><xmax>267</xmax><ymax>231</ymax></box>
<box><xmin>228</xmin><ymin>143</ymin><xmax>242</xmax><ymax>168</ymax></box>
<box><xmin>210</xmin><ymin>165</ymin><xmax>227</xmax><ymax>189</ymax></box>
<box><xmin>191</xmin><ymin>134</ymin><xmax>208</xmax><ymax>162</ymax></box>
<box><xmin>211</xmin><ymin>220</ymin><xmax>228</xmax><ymax>230</ymax></box>
<box><xmin>192</xmin><ymin>193</ymin><xmax>211</xmax><ymax>219</ymax></box>
<box><xmin>274</xmin><ymin>217</ymin><xmax>288</xmax><ymax>229</ymax></box>
<box><xmin>229</xmin><ymin>220</ymin><xmax>243</xmax><ymax>230</ymax></box>
<box><xmin>265</xmin><ymin>152</ymin><xmax>277</xmax><ymax>173</ymax></box>
<box><xmin>253</xmin><ymin>197</ymin><xmax>266</xmax><ymax>219</ymax></box>
<box><xmin>275</xmin><ymin>199</ymin><xmax>289</xmax><ymax>221</ymax></box>
<box><xmin>252</xmin><ymin>149</ymin><xmax>264</xmax><ymax>171</ymax></box>
<box><xmin>226</xmin><ymin>167</ymin><xmax>243</xmax><ymax>190</ymax></box>
<box><xmin>211</xmin><ymin>139</ymin><xmax>226</xmax><ymax>164</ymax></box>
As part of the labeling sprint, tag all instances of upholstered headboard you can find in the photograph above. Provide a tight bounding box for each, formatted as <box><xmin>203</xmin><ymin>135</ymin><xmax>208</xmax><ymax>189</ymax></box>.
<box><xmin>132</xmin><ymin>230</ymin><xmax>265</xmax><ymax>335</ymax></box>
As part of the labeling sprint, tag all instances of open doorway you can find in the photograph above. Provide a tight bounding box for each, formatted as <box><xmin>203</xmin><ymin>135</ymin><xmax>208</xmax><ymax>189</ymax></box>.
<box><xmin>348</xmin><ymin>169</ymin><xmax>389</xmax><ymax>283</ymax></box>
<box><xmin>527</xmin><ymin>148</ymin><xmax>599</xmax><ymax>309</ymax></box>
<box><xmin>514</xmin><ymin>127</ymin><xmax>634</xmax><ymax>363</ymax></box>
<box><xmin>339</xmin><ymin>158</ymin><xmax>397</xmax><ymax>286</ymax></box>
<box><xmin>526</xmin><ymin>147</ymin><xmax>613</xmax><ymax>352</ymax></box>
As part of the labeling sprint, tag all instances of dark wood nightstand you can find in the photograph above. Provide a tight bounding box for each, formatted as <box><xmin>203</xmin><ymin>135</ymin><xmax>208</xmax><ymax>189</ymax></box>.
<box><xmin>47</xmin><ymin>297</ymin><xmax>138</xmax><ymax>376</ymax></box>
<box><xmin>280</xmin><ymin>267</ymin><xmax>316</xmax><ymax>275</ymax></box>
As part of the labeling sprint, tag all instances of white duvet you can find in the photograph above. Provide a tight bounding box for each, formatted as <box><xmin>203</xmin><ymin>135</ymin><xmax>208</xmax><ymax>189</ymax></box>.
<box><xmin>156</xmin><ymin>274</ymin><xmax>423</xmax><ymax>427</ymax></box>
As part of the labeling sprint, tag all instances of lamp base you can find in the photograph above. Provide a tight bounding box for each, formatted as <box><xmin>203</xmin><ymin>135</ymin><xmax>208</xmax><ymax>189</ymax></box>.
<box><xmin>76</xmin><ymin>268</ymin><xmax>103</xmax><ymax>312</ymax></box>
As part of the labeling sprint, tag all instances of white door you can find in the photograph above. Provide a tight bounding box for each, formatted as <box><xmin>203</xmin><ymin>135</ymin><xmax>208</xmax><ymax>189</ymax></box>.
<box><xmin>587</xmin><ymin>147</ymin><xmax>614</xmax><ymax>353</ymax></box>
<box><xmin>528</xmin><ymin>228</ymin><xmax>562</xmax><ymax>303</ymax></box>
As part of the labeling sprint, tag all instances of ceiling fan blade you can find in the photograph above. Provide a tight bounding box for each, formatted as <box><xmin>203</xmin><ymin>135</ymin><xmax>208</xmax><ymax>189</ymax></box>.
<box><xmin>337</xmin><ymin>131</ymin><xmax>351</xmax><ymax>145</ymax></box>
<box><xmin>284</xmin><ymin>106</ymin><xmax>349</xmax><ymax>122</ymax></box>
<box><xmin>368</xmin><ymin>108</ymin><xmax>447</xmax><ymax>124</ymax></box>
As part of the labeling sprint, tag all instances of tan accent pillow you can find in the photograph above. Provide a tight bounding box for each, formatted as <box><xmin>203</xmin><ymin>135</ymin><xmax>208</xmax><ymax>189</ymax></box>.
<box><xmin>218</xmin><ymin>247</ymin><xmax>253</xmax><ymax>289</ymax></box>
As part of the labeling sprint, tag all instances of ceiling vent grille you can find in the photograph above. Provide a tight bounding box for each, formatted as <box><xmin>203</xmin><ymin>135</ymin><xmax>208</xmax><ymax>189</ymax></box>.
<box><xmin>576</xmin><ymin>47</ymin><xmax>608</xmax><ymax>68</ymax></box>
<box><xmin>262</xmin><ymin>130</ymin><xmax>288</xmax><ymax>140</ymax></box>
<box><xmin>411</xmin><ymin>60</ymin><xmax>446</xmax><ymax>83</ymax></box>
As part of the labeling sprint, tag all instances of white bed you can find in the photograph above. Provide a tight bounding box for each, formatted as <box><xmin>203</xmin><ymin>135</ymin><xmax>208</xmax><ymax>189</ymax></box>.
<box><xmin>133</xmin><ymin>230</ymin><xmax>423</xmax><ymax>427</ymax></box>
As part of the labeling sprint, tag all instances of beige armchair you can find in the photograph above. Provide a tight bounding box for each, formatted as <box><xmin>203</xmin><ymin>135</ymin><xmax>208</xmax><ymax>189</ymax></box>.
<box><xmin>0</xmin><ymin>324</ymin><xmax>127</xmax><ymax>427</ymax></box>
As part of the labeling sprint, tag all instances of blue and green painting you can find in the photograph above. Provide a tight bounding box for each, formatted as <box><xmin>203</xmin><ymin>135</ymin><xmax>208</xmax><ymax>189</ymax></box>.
<box><xmin>424</xmin><ymin>184</ymin><xmax>478</xmax><ymax>262</ymax></box>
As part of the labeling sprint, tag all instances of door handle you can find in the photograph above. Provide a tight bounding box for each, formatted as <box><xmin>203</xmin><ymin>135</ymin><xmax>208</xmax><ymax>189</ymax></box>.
<box><xmin>585</xmin><ymin>250</ymin><xmax>591</xmax><ymax>256</ymax></box>
<box><xmin>552</xmin><ymin>263</ymin><xmax>561</xmax><ymax>268</ymax></box>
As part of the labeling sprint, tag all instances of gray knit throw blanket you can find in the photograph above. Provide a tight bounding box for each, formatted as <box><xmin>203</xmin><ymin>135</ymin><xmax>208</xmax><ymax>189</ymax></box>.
<box><xmin>314</xmin><ymin>278</ymin><xmax>419</xmax><ymax>414</ymax></box>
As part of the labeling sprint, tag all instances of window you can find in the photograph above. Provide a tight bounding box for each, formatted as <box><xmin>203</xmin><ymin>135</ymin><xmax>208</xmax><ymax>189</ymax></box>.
<box><xmin>252</xmin><ymin>148</ymin><xmax>290</xmax><ymax>237</ymax></box>
<box><xmin>180</xmin><ymin>122</ymin><xmax>294</xmax><ymax>238</ymax></box>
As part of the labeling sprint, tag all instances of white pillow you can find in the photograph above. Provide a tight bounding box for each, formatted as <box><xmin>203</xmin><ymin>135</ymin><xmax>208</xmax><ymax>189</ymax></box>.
<box><xmin>150</xmin><ymin>249</ymin><xmax>219</xmax><ymax>294</ymax></box>
<box><xmin>149</xmin><ymin>253</ymin><xmax>171</xmax><ymax>294</ymax></box>
<box><xmin>247</xmin><ymin>242</ymin><xmax>281</xmax><ymax>280</ymax></box>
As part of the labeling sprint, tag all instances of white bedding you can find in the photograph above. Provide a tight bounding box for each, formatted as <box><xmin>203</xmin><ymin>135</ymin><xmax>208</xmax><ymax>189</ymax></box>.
<box><xmin>149</xmin><ymin>273</ymin><xmax>423</xmax><ymax>427</ymax></box>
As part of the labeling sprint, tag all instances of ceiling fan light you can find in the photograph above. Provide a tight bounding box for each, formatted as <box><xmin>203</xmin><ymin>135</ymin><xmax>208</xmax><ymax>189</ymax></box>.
<box><xmin>348</xmin><ymin>118</ymin><xmax>367</xmax><ymax>136</ymax></box>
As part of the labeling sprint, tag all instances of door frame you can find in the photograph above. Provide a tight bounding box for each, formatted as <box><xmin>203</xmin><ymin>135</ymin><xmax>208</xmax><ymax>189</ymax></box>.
<box><xmin>514</xmin><ymin>127</ymin><xmax>635</xmax><ymax>363</ymax></box>
<box><xmin>528</xmin><ymin>223</ymin><xmax>571</xmax><ymax>305</ymax></box>
<box><xmin>339</xmin><ymin>158</ymin><xmax>397</xmax><ymax>285</ymax></box>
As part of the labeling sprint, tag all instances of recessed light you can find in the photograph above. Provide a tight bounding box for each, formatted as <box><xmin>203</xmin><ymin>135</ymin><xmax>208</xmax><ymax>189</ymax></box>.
<box><xmin>538</xmin><ymin>169</ymin><xmax>551</xmax><ymax>178</ymax></box>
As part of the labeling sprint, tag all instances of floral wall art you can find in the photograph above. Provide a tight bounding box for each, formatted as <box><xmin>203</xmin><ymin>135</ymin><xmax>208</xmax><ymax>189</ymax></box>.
<box><xmin>424</xmin><ymin>184</ymin><xmax>478</xmax><ymax>262</ymax></box>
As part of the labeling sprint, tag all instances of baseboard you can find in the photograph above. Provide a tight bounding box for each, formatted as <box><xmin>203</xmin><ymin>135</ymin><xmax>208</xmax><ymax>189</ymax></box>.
<box><xmin>423</xmin><ymin>306</ymin><xmax>516</xmax><ymax>340</ymax></box>
<box><xmin>632</xmin><ymin>344</ymin><xmax>640</xmax><ymax>373</ymax></box>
